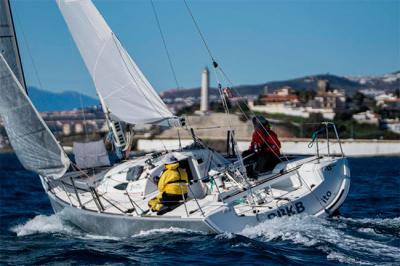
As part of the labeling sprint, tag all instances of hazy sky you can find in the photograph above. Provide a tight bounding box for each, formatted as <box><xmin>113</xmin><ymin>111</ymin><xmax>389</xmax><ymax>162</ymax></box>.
<box><xmin>11</xmin><ymin>0</ymin><xmax>400</xmax><ymax>98</ymax></box>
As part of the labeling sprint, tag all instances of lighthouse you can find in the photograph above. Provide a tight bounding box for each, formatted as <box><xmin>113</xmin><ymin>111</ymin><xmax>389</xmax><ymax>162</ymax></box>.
<box><xmin>200</xmin><ymin>67</ymin><xmax>209</xmax><ymax>114</ymax></box>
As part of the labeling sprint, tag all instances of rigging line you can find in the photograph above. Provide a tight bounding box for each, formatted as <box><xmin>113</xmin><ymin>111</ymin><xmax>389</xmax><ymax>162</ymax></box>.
<box><xmin>18</xmin><ymin>7</ymin><xmax>89</xmax><ymax>140</ymax></box>
<box><xmin>183</xmin><ymin>4</ymin><xmax>249</xmax><ymax>181</ymax></box>
<box><xmin>181</xmin><ymin>0</ymin><xmax>281</xmax><ymax>165</ymax></box>
<box><xmin>224</xmin><ymin>91</ymin><xmax>284</xmax><ymax>162</ymax></box>
<box><xmin>78</xmin><ymin>94</ymin><xmax>89</xmax><ymax>140</ymax></box>
<box><xmin>13</xmin><ymin>5</ymin><xmax>73</xmax><ymax>156</ymax></box>
<box><xmin>13</xmin><ymin>8</ymin><xmax>43</xmax><ymax>91</ymax></box>
<box><xmin>212</xmin><ymin>67</ymin><xmax>250</xmax><ymax>187</ymax></box>
<box><xmin>182</xmin><ymin>0</ymin><xmax>271</xmax><ymax>192</ymax></box>
<box><xmin>6</xmin><ymin>1</ymin><xmax>27</xmax><ymax>91</ymax></box>
<box><xmin>183</xmin><ymin>0</ymin><xmax>216</xmax><ymax>63</ymax></box>
<box><xmin>150</xmin><ymin>0</ymin><xmax>181</xmax><ymax>89</ymax></box>
<box><xmin>214</xmin><ymin>66</ymin><xmax>284</xmax><ymax>163</ymax></box>
<box><xmin>218</xmin><ymin>67</ymin><xmax>290</xmax><ymax>162</ymax></box>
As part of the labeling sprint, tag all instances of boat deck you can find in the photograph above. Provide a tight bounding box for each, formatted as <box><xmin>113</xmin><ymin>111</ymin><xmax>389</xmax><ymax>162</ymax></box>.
<box><xmin>49</xmin><ymin>178</ymin><xmax>225</xmax><ymax>219</ymax></box>
<box><xmin>49</xmin><ymin>172</ymin><xmax>311</xmax><ymax>219</ymax></box>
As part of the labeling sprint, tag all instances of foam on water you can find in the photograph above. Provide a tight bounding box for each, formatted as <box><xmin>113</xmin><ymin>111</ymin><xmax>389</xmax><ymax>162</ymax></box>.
<box><xmin>131</xmin><ymin>227</ymin><xmax>207</xmax><ymax>238</ymax></box>
<box><xmin>11</xmin><ymin>213</ymin><xmax>120</xmax><ymax>241</ymax></box>
<box><xmin>215</xmin><ymin>232</ymin><xmax>236</xmax><ymax>240</ymax></box>
<box><xmin>11</xmin><ymin>213</ymin><xmax>77</xmax><ymax>237</ymax></box>
<box><xmin>11</xmin><ymin>213</ymin><xmax>208</xmax><ymax>241</ymax></box>
<box><xmin>240</xmin><ymin>214</ymin><xmax>400</xmax><ymax>265</ymax></box>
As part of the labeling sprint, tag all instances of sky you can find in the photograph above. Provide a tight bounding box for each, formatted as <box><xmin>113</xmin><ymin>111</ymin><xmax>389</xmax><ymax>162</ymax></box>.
<box><xmin>11</xmin><ymin>0</ymin><xmax>400</xmax><ymax>98</ymax></box>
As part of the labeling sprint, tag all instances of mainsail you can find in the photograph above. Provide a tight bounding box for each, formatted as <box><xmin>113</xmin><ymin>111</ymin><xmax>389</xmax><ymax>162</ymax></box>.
<box><xmin>57</xmin><ymin>0</ymin><xmax>174</xmax><ymax>125</ymax></box>
<box><xmin>0</xmin><ymin>54</ymin><xmax>70</xmax><ymax>178</ymax></box>
<box><xmin>0</xmin><ymin>0</ymin><xmax>26</xmax><ymax>91</ymax></box>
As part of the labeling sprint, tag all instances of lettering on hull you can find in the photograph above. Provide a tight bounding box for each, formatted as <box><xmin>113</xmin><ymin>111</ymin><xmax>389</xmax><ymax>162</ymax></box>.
<box><xmin>266</xmin><ymin>202</ymin><xmax>305</xmax><ymax>219</ymax></box>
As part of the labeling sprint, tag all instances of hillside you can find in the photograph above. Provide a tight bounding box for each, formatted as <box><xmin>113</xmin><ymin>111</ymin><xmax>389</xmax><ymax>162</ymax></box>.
<box><xmin>161</xmin><ymin>72</ymin><xmax>399</xmax><ymax>99</ymax></box>
<box><xmin>161</xmin><ymin>87</ymin><xmax>219</xmax><ymax>99</ymax></box>
<box><xmin>28</xmin><ymin>87</ymin><xmax>99</xmax><ymax>112</ymax></box>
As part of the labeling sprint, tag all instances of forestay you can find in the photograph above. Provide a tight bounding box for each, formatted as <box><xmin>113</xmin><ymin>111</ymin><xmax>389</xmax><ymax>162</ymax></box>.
<box><xmin>0</xmin><ymin>54</ymin><xmax>70</xmax><ymax>178</ymax></box>
<box><xmin>57</xmin><ymin>0</ymin><xmax>174</xmax><ymax>125</ymax></box>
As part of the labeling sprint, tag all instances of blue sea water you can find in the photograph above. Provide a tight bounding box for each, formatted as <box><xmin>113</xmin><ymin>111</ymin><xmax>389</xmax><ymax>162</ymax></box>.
<box><xmin>0</xmin><ymin>154</ymin><xmax>399</xmax><ymax>265</ymax></box>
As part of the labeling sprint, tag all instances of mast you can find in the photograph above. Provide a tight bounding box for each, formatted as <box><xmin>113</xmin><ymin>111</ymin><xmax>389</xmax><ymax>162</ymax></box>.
<box><xmin>0</xmin><ymin>0</ymin><xmax>27</xmax><ymax>92</ymax></box>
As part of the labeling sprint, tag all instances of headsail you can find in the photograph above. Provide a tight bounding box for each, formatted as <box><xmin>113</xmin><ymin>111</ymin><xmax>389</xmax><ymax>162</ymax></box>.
<box><xmin>0</xmin><ymin>0</ymin><xmax>26</xmax><ymax>91</ymax></box>
<box><xmin>57</xmin><ymin>0</ymin><xmax>174</xmax><ymax>125</ymax></box>
<box><xmin>0</xmin><ymin>54</ymin><xmax>70</xmax><ymax>178</ymax></box>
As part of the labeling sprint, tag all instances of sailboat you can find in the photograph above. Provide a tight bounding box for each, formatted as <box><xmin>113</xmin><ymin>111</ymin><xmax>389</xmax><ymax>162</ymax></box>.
<box><xmin>0</xmin><ymin>0</ymin><xmax>350</xmax><ymax>236</ymax></box>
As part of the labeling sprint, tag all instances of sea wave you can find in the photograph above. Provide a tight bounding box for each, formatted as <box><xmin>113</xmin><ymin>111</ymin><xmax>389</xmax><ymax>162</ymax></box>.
<box><xmin>10</xmin><ymin>212</ymin><xmax>209</xmax><ymax>241</ymax></box>
<box><xmin>11</xmin><ymin>213</ymin><xmax>78</xmax><ymax>237</ymax></box>
<box><xmin>240</xmin><ymin>215</ymin><xmax>400</xmax><ymax>265</ymax></box>
<box><xmin>340</xmin><ymin>217</ymin><xmax>400</xmax><ymax>236</ymax></box>
<box><xmin>130</xmin><ymin>227</ymin><xmax>207</xmax><ymax>238</ymax></box>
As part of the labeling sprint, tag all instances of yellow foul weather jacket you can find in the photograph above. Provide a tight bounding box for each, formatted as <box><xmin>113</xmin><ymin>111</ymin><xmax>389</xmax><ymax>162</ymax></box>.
<box><xmin>158</xmin><ymin>162</ymin><xmax>189</xmax><ymax>195</ymax></box>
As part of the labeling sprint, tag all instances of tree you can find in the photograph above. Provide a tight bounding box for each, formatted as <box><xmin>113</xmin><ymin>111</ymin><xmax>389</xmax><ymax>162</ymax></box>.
<box><xmin>334</xmin><ymin>111</ymin><xmax>353</xmax><ymax>121</ymax></box>
<box><xmin>395</xmin><ymin>88</ymin><xmax>400</xmax><ymax>98</ymax></box>
<box><xmin>352</xmin><ymin>91</ymin><xmax>365</xmax><ymax>110</ymax></box>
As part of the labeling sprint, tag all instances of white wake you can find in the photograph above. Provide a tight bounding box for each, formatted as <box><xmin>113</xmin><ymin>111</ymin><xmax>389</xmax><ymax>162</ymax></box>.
<box><xmin>11</xmin><ymin>213</ymin><xmax>77</xmax><ymax>237</ymax></box>
<box><xmin>11</xmin><ymin>214</ymin><xmax>205</xmax><ymax>240</ymax></box>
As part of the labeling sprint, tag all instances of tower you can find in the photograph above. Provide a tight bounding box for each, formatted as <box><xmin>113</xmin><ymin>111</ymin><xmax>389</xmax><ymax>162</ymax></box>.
<box><xmin>200</xmin><ymin>67</ymin><xmax>209</xmax><ymax>113</ymax></box>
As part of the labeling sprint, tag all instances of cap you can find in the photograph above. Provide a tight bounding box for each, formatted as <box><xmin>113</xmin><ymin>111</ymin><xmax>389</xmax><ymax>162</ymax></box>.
<box><xmin>163</xmin><ymin>154</ymin><xmax>178</xmax><ymax>164</ymax></box>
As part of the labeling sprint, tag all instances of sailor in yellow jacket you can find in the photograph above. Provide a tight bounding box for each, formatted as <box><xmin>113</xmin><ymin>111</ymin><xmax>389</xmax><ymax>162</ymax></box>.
<box><xmin>148</xmin><ymin>154</ymin><xmax>189</xmax><ymax>212</ymax></box>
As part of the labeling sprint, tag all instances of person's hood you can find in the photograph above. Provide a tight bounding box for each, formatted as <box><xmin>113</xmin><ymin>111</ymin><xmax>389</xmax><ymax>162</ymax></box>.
<box><xmin>165</xmin><ymin>162</ymin><xmax>180</xmax><ymax>170</ymax></box>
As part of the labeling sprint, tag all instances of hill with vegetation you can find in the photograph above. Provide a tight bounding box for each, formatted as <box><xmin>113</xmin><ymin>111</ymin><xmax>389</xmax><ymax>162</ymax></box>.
<box><xmin>28</xmin><ymin>87</ymin><xmax>99</xmax><ymax>112</ymax></box>
<box><xmin>161</xmin><ymin>72</ymin><xmax>399</xmax><ymax>99</ymax></box>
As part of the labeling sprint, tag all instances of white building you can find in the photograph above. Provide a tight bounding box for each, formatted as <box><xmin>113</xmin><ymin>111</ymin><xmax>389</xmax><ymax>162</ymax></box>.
<box><xmin>382</xmin><ymin>118</ymin><xmax>400</xmax><ymax>134</ymax></box>
<box><xmin>352</xmin><ymin>110</ymin><xmax>380</xmax><ymax>125</ymax></box>
<box><xmin>248</xmin><ymin>86</ymin><xmax>337</xmax><ymax>119</ymax></box>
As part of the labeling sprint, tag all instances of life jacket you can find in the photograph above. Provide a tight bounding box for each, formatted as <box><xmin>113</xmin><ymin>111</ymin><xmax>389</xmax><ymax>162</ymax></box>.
<box><xmin>157</xmin><ymin>162</ymin><xmax>189</xmax><ymax>195</ymax></box>
<box><xmin>250</xmin><ymin>128</ymin><xmax>281</xmax><ymax>156</ymax></box>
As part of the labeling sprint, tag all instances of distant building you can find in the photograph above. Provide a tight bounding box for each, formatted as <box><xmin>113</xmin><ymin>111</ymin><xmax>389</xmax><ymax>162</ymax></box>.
<box><xmin>353</xmin><ymin>111</ymin><xmax>380</xmax><ymax>125</ymax></box>
<box><xmin>248</xmin><ymin>87</ymin><xmax>310</xmax><ymax>118</ymax></box>
<box><xmin>74</xmin><ymin>123</ymin><xmax>84</xmax><ymax>134</ymax></box>
<box><xmin>262</xmin><ymin>86</ymin><xmax>299</xmax><ymax>103</ymax></box>
<box><xmin>359</xmin><ymin>88</ymin><xmax>386</xmax><ymax>98</ymax></box>
<box><xmin>311</xmin><ymin>80</ymin><xmax>346</xmax><ymax>110</ymax></box>
<box><xmin>375</xmin><ymin>93</ymin><xmax>400</xmax><ymax>110</ymax></box>
<box><xmin>263</xmin><ymin>86</ymin><xmax>269</xmax><ymax>95</ymax></box>
<box><xmin>248</xmin><ymin>82</ymin><xmax>346</xmax><ymax>120</ymax></box>
<box><xmin>63</xmin><ymin>123</ymin><xmax>72</xmax><ymax>136</ymax></box>
<box><xmin>381</xmin><ymin>118</ymin><xmax>400</xmax><ymax>134</ymax></box>
<box><xmin>382</xmin><ymin>99</ymin><xmax>400</xmax><ymax>110</ymax></box>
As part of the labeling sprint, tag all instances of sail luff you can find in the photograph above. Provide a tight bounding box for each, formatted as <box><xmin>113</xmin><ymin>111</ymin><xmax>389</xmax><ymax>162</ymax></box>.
<box><xmin>0</xmin><ymin>54</ymin><xmax>70</xmax><ymax>178</ymax></box>
<box><xmin>57</xmin><ymin>0</ymin><xmax>174</xmax><ymax>125</ymax></box>
<box><xmin>0</xmin><ymin>0</ymin><xmax>27</xmax><ymax>92</ymax></box>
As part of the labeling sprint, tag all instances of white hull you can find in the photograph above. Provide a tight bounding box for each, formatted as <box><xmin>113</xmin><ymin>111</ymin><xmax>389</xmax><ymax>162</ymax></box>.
<box><xmin>43</xmin><ymin>154</ymin><xmax>350</xmax><ymax>236</ymax></box>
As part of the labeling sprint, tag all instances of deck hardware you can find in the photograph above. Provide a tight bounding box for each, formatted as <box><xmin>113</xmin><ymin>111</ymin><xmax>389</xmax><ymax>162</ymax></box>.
<box><xmin>70</xmin><ymin>177</ymin><xmax>83</xmax><ymax>208</ymax></box>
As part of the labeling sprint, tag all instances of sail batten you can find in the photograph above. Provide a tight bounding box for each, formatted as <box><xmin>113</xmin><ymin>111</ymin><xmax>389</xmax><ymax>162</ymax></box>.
<box><xmin>57</xmin><ymin>0</ymin><xmax>174</xmax><ymax>124</ymax></box>
<box><xmin>0</xmin><ymin>54</ymin><xmax>70</xmax><ymax>178</ymax></box>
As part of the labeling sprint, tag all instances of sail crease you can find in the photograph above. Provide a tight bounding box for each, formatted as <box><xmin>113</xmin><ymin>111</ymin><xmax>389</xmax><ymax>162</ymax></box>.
<box><xmin>0</xmin><ymin>54</ymin><xmax>70</xmax><ymax>178</ymax></box>
<box><xmin>57</xmin><ymin>0</ymin><xmax>174</xmax><ymax>125</ymax></box>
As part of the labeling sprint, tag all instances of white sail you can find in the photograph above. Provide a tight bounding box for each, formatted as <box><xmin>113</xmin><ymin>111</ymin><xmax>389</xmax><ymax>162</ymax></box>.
<box><xmin>0</xmin><ymin>54</ymin><xmax>70</xmax><ymax>178</ymax></box>
<box><xmin>57</xmin><ymin>0</ymin><xmax>173</xmax><ymax>125</ymax></box>
<box><xmin>0</xmin><ymin>0</ymin><xmax>26</xmax><ymax>91</ymax></box>
<box><xmin>73</xmin><ymin>140</ymin><xmax>110</xmax><ymax>169</ymax></box>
